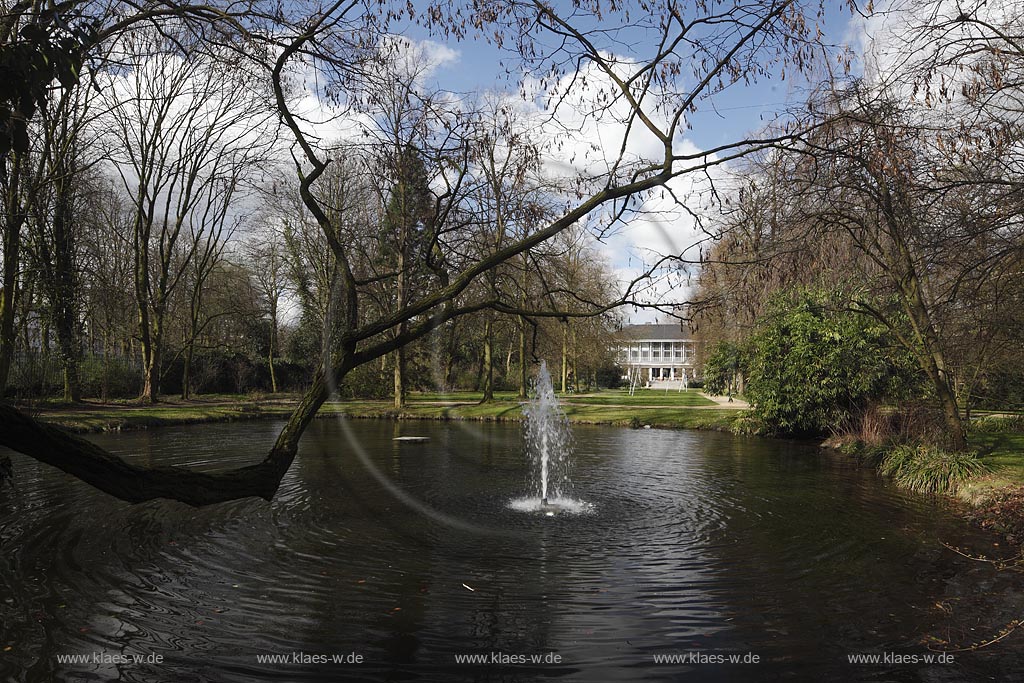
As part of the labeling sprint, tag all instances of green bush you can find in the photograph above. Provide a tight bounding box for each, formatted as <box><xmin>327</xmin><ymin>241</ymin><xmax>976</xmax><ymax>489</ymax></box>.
<box><xmin>744</xmin><ymin>288</ymin><xmax>921</xmax><ymax>436</ymax></box>
<box><xmin>878</xmin><ymin>445</ymin><xmax>989</xmax><ymax>495</ymax></box>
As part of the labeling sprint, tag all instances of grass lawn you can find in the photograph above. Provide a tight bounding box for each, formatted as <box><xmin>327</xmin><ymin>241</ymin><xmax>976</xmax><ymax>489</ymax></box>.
<box><xmin>24</xmin><ymin>388</ymin><xmax>738</xmax><ymax>433</ymax></box>
<box><xmin>561</xmin><ymin>389</ymin><xmax>717</xmax><ymax>407</ymax></box>
<box><xmin>21</xmin><ymin>399</ymin><xmax>301</xmax><ymax>433</ymax></box>
<box><xmin>409</xmin><ymin>388</ymin><xmax>716</xmax><ymax>407</ymax></box>
<box><xmin>21</xmin><ymin>393</ymin><xmax>1024</xmax><ymax>509</ymax></box>
<box><xmin>409</xmin><ymin>391</ymin><xmax>521</xmax><ymax>402</ymax></box>
<box><xmin>324</xmin><ymin>399</ymin><xmax>741</xmax><ymax>431</ymax></box>
<box><xmin>962</xmin><ymin>431</ymin><xmax>1024</xmax><ymax>502</ymax></box>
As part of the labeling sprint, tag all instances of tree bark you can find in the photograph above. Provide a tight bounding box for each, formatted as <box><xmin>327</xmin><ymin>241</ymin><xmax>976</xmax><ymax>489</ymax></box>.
<box><xmin>561</xmin><ymin>323</ymin><xmax>568</xmax><ymax>393</ymax></box>
<box><xmin>393</xmin><ymin>345</ymin><xmax>405</xmax><ymax>409</ymax></box>
<box><xmin>895</xmin><ymin>236</ymin><xmax>968</xmax><ymax>451</ymax></box>
<box><xmin>140</xmin><ymin>330</ymin><xmax>161</xmax><ymax>403</ymax></box>
<box><xmin>0</xmin><ymin>152</ymin><xmax>26</xmax><ymax>396</ymax></box>
<box><xmin>481</xmin><ymin>317</ymin><xmax>493</xmax><ymax>402</ymax></box>
<box><xmin>268</xmin><ymin>299</ymin><xmax>278</xmax><ymax>393</ymax></box>
<box><xmin>268</xmin><ymin>346</ymin><xmax>277</xmax><ymax>394</ymax></box>
<box><xmin>181</xmin><ymin>343</ymin><xmax>194</xmax><ymax>400</ymax></box>
<box><xmin>393</xmin><ymin>241</ymin><xmax>407</xmax><ymax>409</ymax></box>
<box><xmin>517</xmin><ymin>316</ymin><xmax>527</xmax><ymax>399</ymax></box>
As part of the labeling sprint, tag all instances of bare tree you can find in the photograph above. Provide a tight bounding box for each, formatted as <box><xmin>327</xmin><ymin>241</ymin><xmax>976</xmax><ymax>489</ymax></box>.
<box><xmin>243</xmin><ymin>223</ymin><xmax>290</xmax><ymax>393</ymax></box>
<box><xmin>1</xmin><ymin>0</ymin><xmax>842</xmax><ymax>504</ymax></box>
<box><xmin>100</xmin><ymin>27</ymin><xmax>274</xmax><ymax>402</ymax></box>
<box><xmin>465</xmin><ymin>96</ymin><xmax>552</xmax><ymax>401</ymax></box>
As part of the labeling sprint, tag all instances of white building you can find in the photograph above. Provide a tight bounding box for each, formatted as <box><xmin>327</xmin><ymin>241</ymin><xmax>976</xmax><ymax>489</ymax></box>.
<box><xmin>616</xmin><ymin>324</ymin><xmax>700</xmax><ymax>388</ymax></box>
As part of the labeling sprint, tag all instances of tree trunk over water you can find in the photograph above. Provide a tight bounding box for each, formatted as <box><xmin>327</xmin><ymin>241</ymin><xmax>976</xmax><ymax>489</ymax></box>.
<box><xmin>0</xmin><ymin>370</ymin><xmax>334</xmax><ymax>506</ymax></box>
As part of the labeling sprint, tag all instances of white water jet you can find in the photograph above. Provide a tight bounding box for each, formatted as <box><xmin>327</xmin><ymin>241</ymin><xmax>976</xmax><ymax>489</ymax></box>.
<box><xmin>510</xmin><ymin>361</ymin><xmax>592</xmax><ymax>515</ymax></box>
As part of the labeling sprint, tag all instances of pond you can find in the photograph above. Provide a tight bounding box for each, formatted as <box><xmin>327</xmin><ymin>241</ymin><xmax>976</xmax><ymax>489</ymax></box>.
<box><xmin>2</xmin><ymin>419</ymin><xmax>1024</xmax><ymax>681</ymax></box>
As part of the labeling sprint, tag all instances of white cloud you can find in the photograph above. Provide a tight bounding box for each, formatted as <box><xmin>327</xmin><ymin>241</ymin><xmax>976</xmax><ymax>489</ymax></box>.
<box><xmin>517</xmin><ymin>57</ymin><xmax>720</xmax><ymax>322</ymax></box>
<box><xmin>280</xmin><ymin>38</ymin><xmax>723</xmax><ymax>323</ymax></box>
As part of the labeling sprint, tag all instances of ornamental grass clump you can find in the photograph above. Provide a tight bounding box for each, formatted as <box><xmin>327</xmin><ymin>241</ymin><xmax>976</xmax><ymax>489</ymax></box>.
<box><xmin>879</xmin><ymin>445</ymin><xmax>989</xmax><ymax>495</ymax></box>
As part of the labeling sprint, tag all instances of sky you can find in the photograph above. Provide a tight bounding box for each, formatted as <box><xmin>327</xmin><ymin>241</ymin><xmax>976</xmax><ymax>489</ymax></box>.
<box><xmin>108</xmin><ymin>2</ymin><xmax>876</xmax><ymax>329</ymax></box>
<box><xmin>373</xmin><ymin>2</ymin><xmax>873</xmax><ymax>325</ymax></box>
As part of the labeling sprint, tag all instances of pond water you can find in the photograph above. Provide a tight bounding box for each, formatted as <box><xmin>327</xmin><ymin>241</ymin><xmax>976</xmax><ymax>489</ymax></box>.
<box><xmin>2</xmin><ymin>419</ymin><xmax>1024</xmax><ymax>681</ymax></box>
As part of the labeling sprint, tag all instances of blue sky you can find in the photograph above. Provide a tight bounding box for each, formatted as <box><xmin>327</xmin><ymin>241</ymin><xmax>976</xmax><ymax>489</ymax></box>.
<box><xmin>397</xmin><ymin>2</ymin><xmax>865</xmax><ymax>148</ymax></box>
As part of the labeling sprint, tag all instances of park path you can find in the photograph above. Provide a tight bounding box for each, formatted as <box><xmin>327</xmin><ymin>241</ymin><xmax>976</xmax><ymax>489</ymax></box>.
<box><xmin>698</xmin><ymin>393</ymin><xmax>751</xmax><ymax>409</ymax></box>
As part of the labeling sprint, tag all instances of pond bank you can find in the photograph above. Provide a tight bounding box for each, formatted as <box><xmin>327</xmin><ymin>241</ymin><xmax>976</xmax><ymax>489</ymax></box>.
<box><xmin>18</xmin><ymin>394</ymin><xmax>1024</xmax><ymax>546</ymax></box>
<box><xmin>20</xmin><ymin>392</ymin><xmax>744</xmax><ymax>434</ymax></box>
<box><xmin>821</xmin><ymin>420</ymin><xmax>1024</xmax><ymax>547</ymax></box>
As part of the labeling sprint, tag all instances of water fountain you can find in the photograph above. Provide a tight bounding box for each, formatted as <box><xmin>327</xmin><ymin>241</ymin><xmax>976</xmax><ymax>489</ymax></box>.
<box><xmin>510</xmin><ymin>361</ymin><xmax>591</xmax><ymax>515</ymax></box>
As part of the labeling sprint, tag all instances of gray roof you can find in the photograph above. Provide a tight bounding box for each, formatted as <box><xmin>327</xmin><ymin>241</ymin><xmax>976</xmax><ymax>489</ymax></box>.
<box><xmin>616</xmin><ymin>324</ymin><xmax>691</xmax><ymax>341</ymax></box>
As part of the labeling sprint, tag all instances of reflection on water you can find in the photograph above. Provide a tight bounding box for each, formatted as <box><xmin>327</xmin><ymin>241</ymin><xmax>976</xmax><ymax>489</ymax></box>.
<box><xmin>2</xmin><ymin>419</ymin><xmax>1024</xmax><ymax>681</ymax></box>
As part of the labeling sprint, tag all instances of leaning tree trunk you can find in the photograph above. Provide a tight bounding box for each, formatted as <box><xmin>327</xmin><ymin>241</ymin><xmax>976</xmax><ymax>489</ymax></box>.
<box><xmin>0</xmin><ymin>264</ymin><xmax>361</xmax><ymax>506</ymax></box>
<box><xmin>0</xmin><ymin>370</ymin><xmax>334</xmax><ymax>506</ymax></box>
<box><xmin>899</xmin><ymin>255</ymin><xmax>968</xmax><ymax>452</ymax></box>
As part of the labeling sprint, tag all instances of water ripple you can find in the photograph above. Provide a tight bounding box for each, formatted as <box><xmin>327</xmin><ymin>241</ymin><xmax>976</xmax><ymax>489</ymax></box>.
<box><xmin>2</xmin><ymin>420</ymin><xmax>1023</xmax><ymax>681</ymax></box>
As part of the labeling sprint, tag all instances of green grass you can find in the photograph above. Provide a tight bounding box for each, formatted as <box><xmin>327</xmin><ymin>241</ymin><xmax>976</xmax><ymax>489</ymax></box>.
<box><xmin>24</xmin><ymin>389</ymin><xmax>740</xmax><ymax>433</ymax></box>
<box><xmin>408</xmin><ymin>388</ymin><xmax>716</xmax><ymax>407</ymax></box>
<box><xmin>560</xmin><ymin>405</ymin><xmax>741</xmax><ymax>430</ymax></box>
<box><xmin>961</xmin><ymin>430</ymin><xmax>1024</xmax><ymax>502</ymax></box>
<box><xmin>321</xmin><ymin>398</ymin><xmax>739</xmax><ymax>430</ymax></box>
<box><xmin>25</xmin><ymin>399</ymin><xmax>301</xmax><ymax>433</ymax></box>
<box><xmin>408</xmin><ymin>390</ymin><xmax>521</xmax><ymax>402</ymax></box>
<box><xmin>877</xmin><ymin>444</ymin><xmax>990</xmax><ymax>495</ymax></box>
<box><xmin>560</xmin><ymin>389</ymin><xmax>716</xmax><ymax>407</ymax></box>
